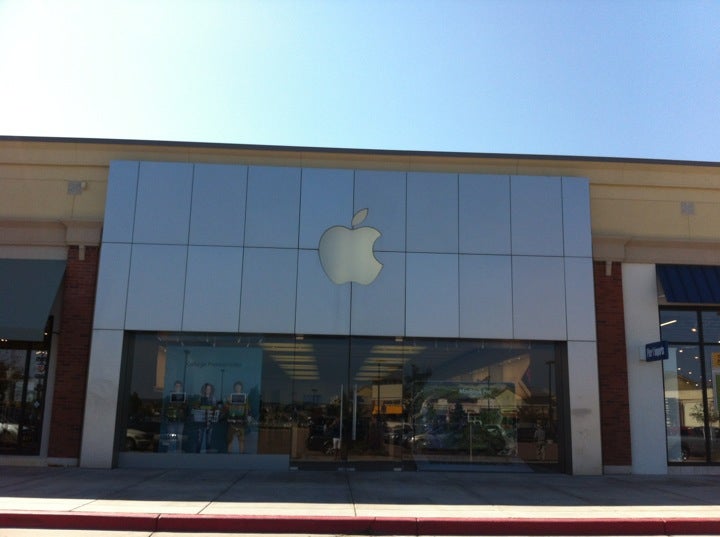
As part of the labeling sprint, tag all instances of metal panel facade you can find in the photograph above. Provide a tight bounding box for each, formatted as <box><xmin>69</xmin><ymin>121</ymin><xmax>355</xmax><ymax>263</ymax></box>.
<box><xmin>104</xmin><ymin>162</ymin><xmax>592</xmax><ymax>339</ymax></box>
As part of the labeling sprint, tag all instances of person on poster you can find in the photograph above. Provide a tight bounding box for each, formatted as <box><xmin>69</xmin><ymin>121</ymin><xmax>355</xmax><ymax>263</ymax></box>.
<box><xmin>226</xmin><ymin>381</ymin><xmax>250</xmax><ymax>454</ymax></box>
<box><xmin>163</xmin><ymin>380</ymin><xmax>188</xmax><ymax>452</ymax></box>
<box><xmin>193</xmin><ymin>382</ymin><xmax>220</xmax><ymax>453</ymax></box>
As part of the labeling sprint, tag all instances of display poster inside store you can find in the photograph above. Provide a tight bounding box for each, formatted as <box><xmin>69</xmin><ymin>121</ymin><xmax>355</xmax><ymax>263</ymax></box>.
<box><xmin>411</xmin><ymin>381</ymin><xmax>517</xmax><ymax>454</ymax></box>
<box><xmin>160</xmin><ymin>346</ymin><xmax>262</xmax><ymax>454</ymax></box>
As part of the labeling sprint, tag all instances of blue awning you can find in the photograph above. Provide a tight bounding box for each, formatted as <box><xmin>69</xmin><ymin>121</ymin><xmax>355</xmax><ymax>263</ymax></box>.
<box><xmin>656</xmin><ymin>264</ymin><xmax>720</xmax><ymax>304</ymax></box>
<box><xmin>0</xmin><ymin>259</ymin><xmax>66</xmax><ymax>341</ymax></box>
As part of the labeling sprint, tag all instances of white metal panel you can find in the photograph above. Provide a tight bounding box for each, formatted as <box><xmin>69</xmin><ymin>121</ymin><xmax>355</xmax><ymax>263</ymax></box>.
<box><xmin>182</xmin><ymin>246</ymin><xmax>244</xmax><ymax>332</ymax></box>
<box><xmin>103</xmin><ymin>161</ymin><xmax>138</xmax><ymax>244</ymax></box>
<box><xmin>93</xmin><ymin>243</ymin><xmax>131</xmax><ymax>330</ymax></box>
<box><xmin>133</xmin><ymin>162</ymin><xmax>193</xmax><ymax>245</ymax></box>
<box><xmin>512</xmin><ymin>256</ymin><xmax>567</xmax><ymax>340</ymax></box>
<box><xmin>189</xmin><ymin>164</ymin><xmax>247</xmax><ymax>246</ymax></box>
<box><xmin>240</xmin><ymin>247</ymin><xmax>298</xmax><ymax>334</ymax></box>
<box><xmin>510</xmin><ymin>175</ymin><xmax>563</xmax><ymax>256</ymax></box>
<box><xmin>245</xmin><ymin>166</ymin><xmax>302</xmax><ymax>248</ymax></box>
<box><xmin>562</xmin><ymin>177</ymin><xmax>593</xmax><ymax>258</ymax></box>
<box><xmin>406</xmin><ymin>172</ymin><xmax>458</xmax><ymax>253</ymax></box>
<box><xmin>622</xmin><ymin>263</ymin><xmax>668</xmax><ymax>474</ymax></box>
<box><xmin>565</xmin><ymin>257</ymin><xmax>597</xmax><ymax>341</ymax></box>
<box><xmin>459</xmin><ymin>174</ymin><xmax>511</xmax><ymax>254</ymax></box>
<box><xmin>125</xmin><ymin>244</ymin><xmax>187</xmax><ymax>331</ymax></box>
<box><xmin>80</xmin><ymin>329</ymin><xmax>125</xmax><ymax>468</ymax></box>
<box><xmin>459</xmin><ymin>254</ymin><xmax>513</xmax><ymax>338</ymax></box>
<box><xmin>406</xmin><ymin>253</ymin><xmax>459</xmax><ymax>337</ymax></box>
<box><xmin>299</xmin><ymin>168</ymin><xmax>354</xmax><ymax>249</ymax></box>
<box><xmin>295</xmin><ymin>249</ymin><xmax>351</xmax><ymax>335</ymax></box>
<box><xmin>354</xmin><ymin>170</ymin><xmax>406</xmax><ymax>252</ymax></box>
<box><xmin>350</xmin><ymin>251</ymin><xmax>405</xmax><ymax>336</ymax></box>
<box><xmin>567</xmin><ymin>340</ymin><xmax>603</xmax><ymax>475</ymax></box>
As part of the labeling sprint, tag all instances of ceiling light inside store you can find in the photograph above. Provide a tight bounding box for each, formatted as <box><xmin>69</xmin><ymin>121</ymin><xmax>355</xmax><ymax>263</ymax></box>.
<box><xmin>271</xmin><ymin>354</ymin><xmax>316</xmax><ymax>363</ymax></box>
<box><xmin>365</xmin><ymin>356</ymin><xmax>405</xmax><ymax>364</ymax></box>
<box><xmin>660</xmin><ymin>319</ymin><xmax>677</xmax><ymax>327</ymax></box>
<box><xmin>371</xmin><ymin>345</ymin><xmax>425</xmax><ymax>354</ymax></box>
<box><xmin>356</xmin><ymin>365</ymin><xmax>400</xmax><ymax>375</ymax></box>
<box><xmin>261</xmin><ymin>342</ymin><xmax>314</xmax><ymax>352</ymax></box>
<box><xmin>277</xmin><ymin>364</ymin><xmax>318</xmax><ymax>370</ymax></box>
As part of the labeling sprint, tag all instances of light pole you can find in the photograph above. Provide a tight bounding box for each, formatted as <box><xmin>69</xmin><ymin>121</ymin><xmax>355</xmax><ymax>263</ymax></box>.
<box><xmin>546</xmin><ymin>360</ymin><xmax>555</xmax><ymax>428</ymax></box>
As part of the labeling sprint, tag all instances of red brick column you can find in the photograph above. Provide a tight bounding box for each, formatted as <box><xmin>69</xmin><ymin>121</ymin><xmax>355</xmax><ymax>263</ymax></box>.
<box><xmin>593</xmin><ymin>261</ymin><xmax>632</xmax><ymax>466</ymax></box>
<box><xmin>48</xmin><ymin>246</ymin><xmax>99</xmax><ymax>459</ymax></box>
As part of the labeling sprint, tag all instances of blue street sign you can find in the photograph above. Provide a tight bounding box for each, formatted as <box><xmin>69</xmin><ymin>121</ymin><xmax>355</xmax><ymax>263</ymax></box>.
<box><xmin>645</xmin><ymin>341</ymin><xmax>669</xmax><ymax>362</ymax></box>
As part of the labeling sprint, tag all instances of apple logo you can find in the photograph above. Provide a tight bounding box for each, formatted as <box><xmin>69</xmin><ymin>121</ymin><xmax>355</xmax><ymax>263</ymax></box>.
<box><xmin>318</xmin><ymin>208</ymin><xmax>383</xmax><ymax>285</ymax></box>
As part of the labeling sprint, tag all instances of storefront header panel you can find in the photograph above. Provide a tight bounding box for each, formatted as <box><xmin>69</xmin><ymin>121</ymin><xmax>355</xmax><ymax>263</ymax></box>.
<box><xmin>96</xmin><ymin>162</ymin><xmax>595</xmax><ymax>341</ymax></box>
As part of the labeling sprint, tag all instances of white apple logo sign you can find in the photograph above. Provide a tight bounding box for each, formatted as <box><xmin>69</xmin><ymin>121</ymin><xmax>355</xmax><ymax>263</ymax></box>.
<box><xmin>318</xmin><ymin>208</ymin><xmax>383</xmax><ymax>285</ymax></box>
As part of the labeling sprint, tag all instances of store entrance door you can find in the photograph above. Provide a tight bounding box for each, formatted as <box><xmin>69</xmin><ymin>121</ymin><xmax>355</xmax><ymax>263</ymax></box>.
<box><xmin>345</xmin><ymin>338</ymin><xmax>409</xmax><ymax>469</ymax></box>
<box><xmin>288</xmin><ymin>337</ymin><xmax>408</xmax><ymax>470</ymax></box>
<box><xmin>288</xmin><ymin>337</ymin><xmax>351</xmax><ymax>469</ymax></box>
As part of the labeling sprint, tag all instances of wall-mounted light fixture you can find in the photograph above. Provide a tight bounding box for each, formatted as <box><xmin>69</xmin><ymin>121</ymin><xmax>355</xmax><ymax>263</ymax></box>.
<box><xmin>67</xmin><ymin>181</ymin><xmax>88</xmax><ymax>195</ymax></box>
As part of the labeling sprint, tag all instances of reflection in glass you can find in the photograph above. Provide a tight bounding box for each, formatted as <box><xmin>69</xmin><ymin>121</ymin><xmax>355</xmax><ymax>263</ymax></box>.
<box><xmin>702</xmin><ymin>311</ymin><xmax>720</xmax><ymax>344</ymax></box>
<box><xmin>664</xmin><ymin>345</ymin><xmax>705</xmax><ymax>461</ymax></box>
<box><xmin>122</xmin><ymin>333</ymin><xmax>563</xmax><ymax>471</ymax></box>
<box><xmin>0</xmin><ymin>343</ymin><xmax>50</xmax><ymax>455</ymax></box>
<box><xmin>661</xmin><ymin>308</ymin><xmax>720</xmax><ymax>464</ymax></box>
<box><xmin>704</xmin><ymin>344</ymin><xmax>720</xmax><ymax>462</ymax></box>
<box><xmin>401</xmin><ymin>340</ymin><xmax>559</xmax><ymax>469</ymax></box>
<box><xmin>660</xmin><ymin>310</ymin><xmax>699</xmax><ymax>343</ymax></box>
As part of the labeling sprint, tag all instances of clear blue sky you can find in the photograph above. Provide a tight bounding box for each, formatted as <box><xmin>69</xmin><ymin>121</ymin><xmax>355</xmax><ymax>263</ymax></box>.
<box><xmin>1</xmin><ymin>1</ymin><xmax>718</xmax><ymax>161</ymax></box>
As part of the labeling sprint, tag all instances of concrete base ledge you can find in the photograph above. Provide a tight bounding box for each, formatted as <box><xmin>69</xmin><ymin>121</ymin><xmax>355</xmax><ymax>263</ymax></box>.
<box><xmin>2</xmin><ymin>511</ymin><xmax>720</xmax><ymax>536</ymax></box>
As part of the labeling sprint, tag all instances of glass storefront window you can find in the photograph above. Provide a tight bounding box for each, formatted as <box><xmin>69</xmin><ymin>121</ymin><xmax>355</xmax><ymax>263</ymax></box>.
<box><xmin>663</xmin><ymin>344</ymin><xmax>704</xmax><ymax>461</ymax></box>
<box><xmin>0</xmin><ymin>334</ymin><xmax>51</xmax><ymax>455</ymax></box>
<box><xmin>661</xmin><ymin>308</ymin><xmax>720</xmax><ymax>464</ymax></box>
<box><xmin>703</xmin><ymin>343</ymin><xmax>720</xmax><ymax>462</ymax></box>
<box><xmin>701</xmin><ymin>311</ymin><xmax>720</xmax><ymax>343</ymax></box>
<box><xmin>122</xmin><ymin>333</ymin><xmax>293</xmax><ymax>455</ymax></box>
<box><xmin>121</xmin><ymin>333</ymin><xmax>564</xmax><ymax>471</ymax></box>
<box><xmin>660</xmin><ymin>310</ymin><xmax>699</xmax><ymax>343</ymax></box>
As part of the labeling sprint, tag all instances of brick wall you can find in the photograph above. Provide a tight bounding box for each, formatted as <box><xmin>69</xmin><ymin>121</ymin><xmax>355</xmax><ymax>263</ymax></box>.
<box><xmin>593</xmin><ymin>261</ymin><xmax>632</xmax><ymax>466</ymax></box>
<box><xmin>48</xmin><ymin>246</ymin><xmax>99</xmax><ymax>458</ymax></box>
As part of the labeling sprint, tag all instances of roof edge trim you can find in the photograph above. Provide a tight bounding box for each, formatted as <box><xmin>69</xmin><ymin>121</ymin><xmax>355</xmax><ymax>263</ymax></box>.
<box><xmin>1</xmin><ymin>135</ymin><xmax>718</xmax><ymax>168</ymax></box>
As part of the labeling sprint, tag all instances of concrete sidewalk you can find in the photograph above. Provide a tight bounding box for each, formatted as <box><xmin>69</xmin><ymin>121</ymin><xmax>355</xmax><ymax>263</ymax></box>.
<box><xmin>1</xmin><ymin>467</ymin><xmax>720</xmax><ymax>535</ymax></box>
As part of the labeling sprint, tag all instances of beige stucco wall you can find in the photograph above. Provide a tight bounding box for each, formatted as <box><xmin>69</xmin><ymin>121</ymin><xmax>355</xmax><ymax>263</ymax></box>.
<box><xmin>1</xmin><ymin>138</ymin><xmax>719</xmax><ymax>260</ymax></box>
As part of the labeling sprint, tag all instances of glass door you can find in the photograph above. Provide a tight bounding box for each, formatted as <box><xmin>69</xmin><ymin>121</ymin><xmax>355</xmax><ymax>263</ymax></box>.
<box><xmin>285</xmin><ymin>337</ymin><xmax>350</xmax><ymax>469</ymax></box>
<box><xmin>347</xmin><ymin>337</ymin><xmax>409</xmax><ymax>469</ymax></box>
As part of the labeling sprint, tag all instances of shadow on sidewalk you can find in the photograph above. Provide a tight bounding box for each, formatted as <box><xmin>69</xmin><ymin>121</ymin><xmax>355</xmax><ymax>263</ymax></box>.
<box><xmin>1</xmin><ymin>467</ymin><xmax>719</xmax><ymax>508</ymax></box>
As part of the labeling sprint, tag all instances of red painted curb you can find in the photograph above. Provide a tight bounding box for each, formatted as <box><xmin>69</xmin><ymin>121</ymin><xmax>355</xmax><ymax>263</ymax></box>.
<box><xmin>0</xmin><ymin>511</ymin><xmax>158</xmax><ymax>532</ymax></box>
<box><xmin>157</xmin><ymin>514</ymin><xmax>421</xmax><ymax>534</ymax></box>
<box><xmin>666</xmin><ymin>518</ymin><xmax>720</xmax><ymax>535</ymax></box>
<box><xmin>156</xmin><ymin>514</ymin><xmax>421</xmax><ymax>535</ymax></box>
<box><xmin>2</xmin><ymin>511</ymin><xmax>720</xmax><ymax>535</ymax></box>
<box><xmin>157</xmin><ymin>514</ymin><xmax>375</xmax><ymax>534</ymax></box>
<box><xmin>417</xmin><ymin>517</ymin><xmax>667</xmax><ymax>536</ymax></box>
